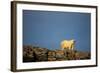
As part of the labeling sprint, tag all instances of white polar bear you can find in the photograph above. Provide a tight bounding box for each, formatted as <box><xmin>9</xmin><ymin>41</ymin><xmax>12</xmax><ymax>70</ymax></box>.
<box><xmin>61</xmin><ymin>40</ymin><xmax>75</xmax><ymax>50</ymax></box>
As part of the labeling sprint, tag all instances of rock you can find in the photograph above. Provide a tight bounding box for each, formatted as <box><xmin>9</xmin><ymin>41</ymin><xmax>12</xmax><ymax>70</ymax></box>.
<box><xmin>74</xmin><ymin>52</ymin><xmax>80</xmax><ymax>60</ymax></box>
<box><xmin>48</xmin><ymin>57</ymin><xmax>56</xmax><ymax>61</ymax></box>
<box><xmin>48</xmin><ymin>50</ymin><xmax>57</xmax><ymax>61</ymax></box>
<box><xmin>23</xmin><ymin>45</ymin><xmax>90</xmax><ymax>62</ymax></box>
<box><xmin>48</xmin><ymin>50</ymin><xmax>56</xmax><ymax>61</ymax></box>
<box><xmin>33</xmin><ymin>48</ymin><xmax>48</xmax><ymax>61</ymax></box>
<box><xmin>77</xmin><ymin>52</ymin><xmax>90</xmax><ymax>59</ymax></box>
<box><xmin>23</xmin><ymin>45</ymin><xmax>35</xmax><ymax>62</ymax></box>
<box><xmin>62</xmin><ymin>50</ymin><xmax>76</xmax><ymax>60</ymax></box>
<box><xmin>48</xmin><ymin>51</ymin><xmax>56</xmax><ymax>58</ymax></box>
<box><xmin>55</xmin><ymin>50</ymin><xmax>65</xmax><ymax>59</ymax></box>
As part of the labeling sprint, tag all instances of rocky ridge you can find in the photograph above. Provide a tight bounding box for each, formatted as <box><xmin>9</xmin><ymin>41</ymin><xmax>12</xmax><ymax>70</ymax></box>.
<box><xmin>23</xmin><ymin>45</ymin><xmax>90</xmax><ymax>62</ymax></box>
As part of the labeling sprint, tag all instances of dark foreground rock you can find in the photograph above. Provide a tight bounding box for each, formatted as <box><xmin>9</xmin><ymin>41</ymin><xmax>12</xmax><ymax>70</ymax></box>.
<box><xmin>33</xmin><ymin>48</ymin><xmax>48</xmax><ymax>61</ymax></box>
<box><xmin>23</xmin><ymin>45</ymin><xmax>90</xmax><ymax>62</ymax></box>
<box><xmin>23</xmin><ymin>46</ymin><xmax>35</xmax><ymax>62</ymax></box>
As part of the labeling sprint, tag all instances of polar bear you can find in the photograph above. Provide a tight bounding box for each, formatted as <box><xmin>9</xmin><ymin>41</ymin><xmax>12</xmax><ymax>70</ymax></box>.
<box><xmin>61</xmin><ymin>40</ymin><xmax>75</xmax><ymax>50</ymax></box>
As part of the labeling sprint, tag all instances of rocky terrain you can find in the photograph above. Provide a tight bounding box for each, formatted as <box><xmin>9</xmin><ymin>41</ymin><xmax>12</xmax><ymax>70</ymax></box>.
<box><xmin>23</xmin><ymin>45</ymin><xmax>90</xmax><ymax>62</ymax></box>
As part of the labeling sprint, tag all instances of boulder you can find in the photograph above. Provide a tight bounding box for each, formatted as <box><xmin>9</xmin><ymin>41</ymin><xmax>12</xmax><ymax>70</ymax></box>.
<box><xmin>77</xmin><ymin>52</ymin><xmax>90</xmax><ymax>59</ymax></box>
<box><xmin>48</xmin><ymin>50</ymin><xmax>56</xmax><ymax>58</ymax></box>
<box><xmin>48</xmin><ymin>57</ymin><xmax>56</xmax><ymax>61</ymax></box>
<box><xmin>55</xmin><ymin>50</ymin><xmax>65</xmax><ymax>59</ymax></box>
<box><xmin>33</xmin><ymin>48</ymin><xmax>48</xmax><ymax>61</ymax></box>
<box><xmin>23</xmin><ymin>45</ymin><xmax>35</xmax><ymax>62</ymax></box>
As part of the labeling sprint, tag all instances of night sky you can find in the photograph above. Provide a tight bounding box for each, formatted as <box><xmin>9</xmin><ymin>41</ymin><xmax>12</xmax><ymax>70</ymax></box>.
<box><xmin>23</xmin><ymin>10</ymin><xmax>91</xmax><ymax>52</ymax></box>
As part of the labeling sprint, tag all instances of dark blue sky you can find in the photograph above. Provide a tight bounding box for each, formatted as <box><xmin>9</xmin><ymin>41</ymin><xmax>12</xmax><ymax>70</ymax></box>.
<box><xmin>23</xmin><ymin>10</ymin><xmax>91</xmax><ymax>52</ymax></box>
